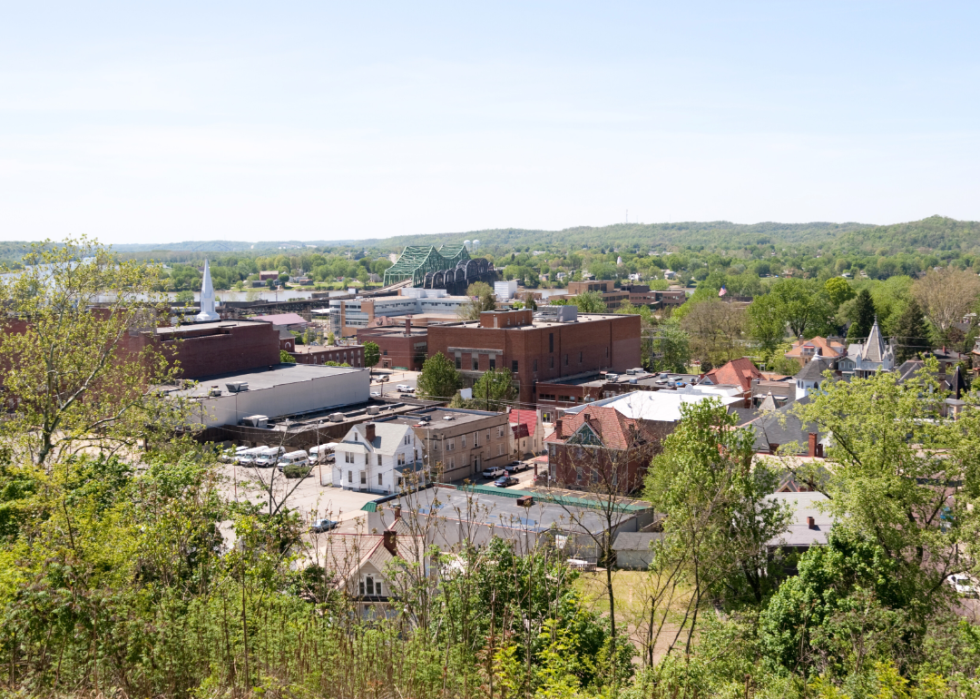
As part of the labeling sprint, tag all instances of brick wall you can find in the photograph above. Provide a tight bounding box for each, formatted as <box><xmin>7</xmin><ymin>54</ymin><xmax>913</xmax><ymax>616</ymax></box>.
<box><xmin>427</xmin><ymin>314</ymin><xmax>641</xmax><ymax>405</ymax></box>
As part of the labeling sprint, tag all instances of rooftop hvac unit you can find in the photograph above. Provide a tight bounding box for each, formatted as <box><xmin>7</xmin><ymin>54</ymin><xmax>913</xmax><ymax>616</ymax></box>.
<box><xmin>555</xmin><ymin>306</ymin><xmax>578</xmax><ymax>323</ymax></box>
<box><xmin>366</xmin><ymin>405</ymin><xmax>380</xmax><ymax>415</ymax></box>
<box><xmin>209</xmin><ymin>386</ymin><xmax>222</xmax><ymax>396</ymax></box>
<box><xmin>226</xmin><ymin>381</ymin><xmax>249</xmax><ymax>393</ymax></box>
<box><xmin>328</xmin><ymin>413</ymin><xmax>345</xmax><ymax>422</ymax></box>
<box><xmin>242</xmin><ymin>415</ymin><xmax>268</xmax><ymax>428</ymax></box>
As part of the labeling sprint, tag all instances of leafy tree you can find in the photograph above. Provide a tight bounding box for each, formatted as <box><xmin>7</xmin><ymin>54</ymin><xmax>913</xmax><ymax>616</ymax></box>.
<box><xmin>770</xmin><ymin>278</ymin><xmax>833</xmax><ymax>338</ymax></box>
<box><xmin>649</xmin><ymin>318</ymin><xmax>691</xmax><ymax>373</ymax></box>
<box><xmin>847</xmin><ymin>288</ymin><xmax>877</xmax><ymax>341</ymax></box>
<box><xmin>788</xmin><ymin>361</ymin><xmax>980</xmax><ymax>630</ymax></box>
<box><xmin>0</xmin><ymin>238</ymin><xmax>182</xmax><ymax>466</ymax></box>
<box><xmin>681</xmin><ymin>300</ymin><xmax>747</xmax><ymax>368</ymax></box>
<box><xmin>470</xmin><ymin>368</ymin><xmax>516</xmax><ymax>411</ymax></box>
<box><xmin>458</xmin><ymin>282</ymin><xmax>497</xmax><ymax>320</ymax></box>
<box><xmin>572</xmin><ymin>290</ymin><xmax>608</xmax><ymax>313</ymax></box>
<box><xmin>280</xmin><ymin>349</ymin><xmax>296</xmax><ymax>363</ymax></box>
<box><xmin>175</xmin><ymin>289</ymin><xmax>195</xmax><ymax>305</ymax></box>
<box><xmin>326</xmin><ymin>331</ymin><xmax>335</xmax><ymax>345</ymax></box>
<box><xmin>747</xmin><ymin>293</ymin><xmax>786</xmax><ymax>365</ymax></box>
<box><xmin>893</xmin><ymin>298</ymin><xmax>932</xmax><ymax>362</ymax></box>
<box><xmin>913</xmin><ymin>267</ymin><xmax>980</xmax><ymax>344</ymax></box>
<box><xmin>824</xmin><ymin>276</ymin><xmax>855</xmax><ymax>308</ymax></box>
<box><xmin>644</xmin><ymin>400</ymin><xmax>791</xmax><ymax>655</ymax></box>
<box><xmin>362</xmin><ymin>341</ymin><xmax>381</xmax><ymax>372</ymax></box>
<box><xmin>416</xmin><ymin>352</ymin><xmax>462</xmax><ymax>400</ymax></box>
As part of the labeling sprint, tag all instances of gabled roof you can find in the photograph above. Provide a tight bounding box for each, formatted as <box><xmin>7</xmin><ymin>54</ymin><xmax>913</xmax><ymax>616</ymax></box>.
<box><xmin>547</xmin><ymin>405</ymin><xmax>648</xmax><ymax>450</ymax></box>
<box><xmin>741</xmin><ymin>396</ymin><xmax>818</xmax><ymax>453</ymax></box>
<box><xmin>757</xmin><ymin>393</ymin><xmax>779</xmax><ymax>412</ymax></box>
<box><xmin>612</xmin><ymin>531</ymin><xmax>664</xmax><ymax>551</ymax></box>
<box><xmin>704</xmin><ymin>357</ymin><xmax>763</xmax><ymax>392</ymax></box>
<box><xmin>795</xmin><ymin>357</ymin><xmax>834</xmax><ymax>382</ymax></box>
<box><xmin>341</xmin><ymin>422</ymin><xmax>414</xmax><ymax>456</ymax></box>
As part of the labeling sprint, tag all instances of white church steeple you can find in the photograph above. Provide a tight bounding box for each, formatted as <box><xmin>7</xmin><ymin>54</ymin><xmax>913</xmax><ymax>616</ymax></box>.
<box><xmin>195</xmin><ymin>259</ymin><xmax>220</xmax><ymax>322</ymax></box>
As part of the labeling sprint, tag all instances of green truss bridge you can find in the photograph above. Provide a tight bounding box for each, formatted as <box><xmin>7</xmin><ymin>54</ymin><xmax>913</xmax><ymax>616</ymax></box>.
<box><xmin>383</xmin><ymin>244</ymin><xmax>495</xmax><ymax>293</ymax></box>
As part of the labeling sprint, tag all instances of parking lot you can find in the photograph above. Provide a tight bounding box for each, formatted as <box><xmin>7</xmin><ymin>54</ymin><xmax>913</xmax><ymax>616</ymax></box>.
<box><xmin>218</xmin><ymin>461</ymin><xmax>377</xmax><ymax>524</ymax></box>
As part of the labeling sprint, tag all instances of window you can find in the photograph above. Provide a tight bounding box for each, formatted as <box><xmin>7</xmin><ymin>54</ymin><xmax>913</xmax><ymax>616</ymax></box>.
<box><xmin>489</xmin><ymin>355</ymin><xmax>496</xmax><ymax>370</ymax></box>
<box><xmin>576</xmin><ymin>467</ymin><xmax>583</xmax><ymax>483</ymax></box>
<box><xmin>398</xmin><ymin>453</ymin><xmax>406</xmax><ymax>465</ymax></box>
<box><xmin>378</xmin><ymin>473</ymin><xmax>383</xmax><ymax>486</ymax></box>
<box><xmin>497</xmin><ymin>426</ymin><xmax>504</xmax><ymax>438</ymax></box>
<box><xmin>498</xmin><ymin>444</ymin><xmax>504</xmax><ymax>455</ymax></box>
<box><xmin>533</xmin><ymin>359</ymin><xmax>538</xmax><ymax>372</ymax></box>
<box><xmin>449</xmin><ymin>456</ymin><xmax>454</xmax><ymax>469</ymax></box>
<box><xmin>549</xmin><ymin>333</ymin><xmax>554</xmax><ymax>353</ymax></box>
<box><xmin>564</xmin><ymin>354</ymin><xmax>569</xmax><ymax>366</ymax></box>
<box><xmin>472</xmin><ymin>356</ymin><xmax>479</xmax><ymax>371</ymax></box>
<box><xmin>398</xmin><ymin>477</ymin><xmax>403</xmax><ymax>487</ymax></box>
<box><xmin>512</xmin><ymin>360</ymin><xmax>519</xmax><ymax>373</ymax></box>
<box><xmin>377</xmin><ymin>454</ymin><xmax>382</xmax><ymax>465</ymax></box>
<box><xmin>461</xmin><ymin>434</ymin><xmax>467</xmax><ymax>448</ymax></box>
<box><xmin>361</xmin><ymin>575</ymin><xmax>380</xmax><ymax>596</ymax></box>
<box><xmin>404</xmin><ymin>434</ymin><xmax>411</xmax><ymax>445</ymax></box>
<box><xmin>447</xmin><ymin>439</ymin><xmax>455</xmax><ymax>451</ymax></box>
<box><xmin>473</xmin><ymin>432</ymin><xmax>479</xmax><ymax>447</ymax></box>
<box><xmin>455</xmin><ymin>354</ymin><xmax>461</xmax><ymax>369</ymax></box>
<box><xmin>549</xmin><ymin>356</ymin><xmax>554</xmax><ymax>369</ymax></box>
<box><xmin>360</xmin><ymin>472</ymin><xmax>366</xmax><ymax>485</ymax></box>
<box><xmin>348</xmin><ymin>470</ymin><xmax>352</xmax><ymax>482</ymax></box>
<box><xmin>365</xmin><ymin>453</ymin><xmax>369</xmax><ymax>465</ymax></box>
<box><xmin>579</xmin><ymin>351</ymin><xmax>583</xmax><ymax>363</ymax></box>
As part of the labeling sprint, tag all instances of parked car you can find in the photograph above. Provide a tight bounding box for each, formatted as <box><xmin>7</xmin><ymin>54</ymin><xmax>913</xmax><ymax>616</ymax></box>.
<box><xmin>396</xmin><ymin>384</ymin><xmax>414</xmax><ymax>392</ymax></box>
<box><xmin>493</xmin><ymin>475</ymin><xmax>518</xmax><ymax>487</ymax></box>
<box><xmin>504</xmin><ymin>460</ymin><xmax>524</xmax><ymax>474</ymax></box>
<box><xmin>370</xmin><ymin>391</ymin><xmax>381</xmax><ymax>397</ymax></box>
<box><xmin>311</xmin><ymin>518</ymin><xmax>339</xmax><ymax>533</ymax></box>
<box><xmin>482</xmin><ymin>467</ymin><xmax>506</xmax><ymax>479</ymax></box>
<box><xmin>947</xmin><ymin>574</ymin><xmax>980</xmax><ymax>598</ymax></box>
<box><xmin>277</xmin><ymin>450</ymin><xmax>310</xmax><ymax>471</ymax></box>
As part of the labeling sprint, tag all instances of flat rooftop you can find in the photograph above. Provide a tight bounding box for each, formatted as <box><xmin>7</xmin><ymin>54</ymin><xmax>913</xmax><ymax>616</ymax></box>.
<box><xmin>381</xmin><ymin>406</ymin><xmax>503</xmax><ymax>429</ymax></box>
<box><xmin>389</xmin><ymin>486</ymin><xmax>647</xmax><ymax>535</ymax></box>
<box><xmin>539</xmin><ymin>370</ymin><xmax>703</xmax><ymax>389</ymax></box>
<box><xmin>163</xmin><ymin>363</ymin><xmax>363</xmax><ymax>398</ymax></box>
<box><xmin>289</xmin><ymin>343</ymin><xmax>363</xmax><ymax>353</ymax></box>
<box><xmin>155</xmin><ymin>320</ymin><xmax>268</xmax><ymax>334</ymax></box>
<box><xmin>445</xmin><ymin>313</ymin><xmax>632</xmax><ymax>330</ymax></box>
<box><xmin>563</xmin><ymin>387</ymin><xmax>743</xmax><ymax>421</ymax></box>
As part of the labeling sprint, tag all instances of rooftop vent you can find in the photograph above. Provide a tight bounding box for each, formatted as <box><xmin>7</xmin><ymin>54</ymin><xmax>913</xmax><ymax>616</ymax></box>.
<box><xmin>226</xmin><ymin>381</ymin><xmax>249</xmax><ymax>393</ymax></box>
<box><xmin>328</xmin><ymin>413</ymin><xmax>345</xmax><ymax>422</ymax></box>
<box><xmin>367</xmin><ymin>405</ymin><xmax>381</xmax><ymax>415</ymax></box>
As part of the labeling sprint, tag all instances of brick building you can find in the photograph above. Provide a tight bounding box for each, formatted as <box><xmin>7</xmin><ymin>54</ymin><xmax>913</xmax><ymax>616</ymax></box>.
<box><xmin>152</xmin><ymin>320</ymin><xmax>281</xmax><ymax>379</ymax></box>
<box><xmin>357</xmin><ymin>321</ymin><xmax>429</xmax><ymax>371</ymax></box>
<box><xmin>288</xmin><ymin>343</ymin><xmax>365</xmax><ymax>368</ymax></box>
<box><xmin>426</xmin><ymin>308</ymin><xmax>642</xmax><ymax>406</ymax></box>
<box><xmin>565</xmin><ymin>280</ymin><xmax>630</xmax><ymax>310</ymax></box>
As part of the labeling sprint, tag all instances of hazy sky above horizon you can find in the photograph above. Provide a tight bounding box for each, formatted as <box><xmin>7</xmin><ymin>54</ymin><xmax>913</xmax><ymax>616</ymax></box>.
<box><xmin>2</xmin><ymin>2</ymin><xmax>979</xmax><ymax>244</ymax></box>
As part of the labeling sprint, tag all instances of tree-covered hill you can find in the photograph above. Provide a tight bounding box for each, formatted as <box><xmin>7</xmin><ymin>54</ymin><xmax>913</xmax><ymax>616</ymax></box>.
<box><xmin>831</xmin><ymin>215</ymin><xmax>980</xmax><ymax>255</ymax></box>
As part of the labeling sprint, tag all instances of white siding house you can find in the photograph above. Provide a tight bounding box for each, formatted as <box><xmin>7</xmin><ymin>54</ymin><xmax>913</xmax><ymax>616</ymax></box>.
<box><xmin>333</xmin><ymin>421</ymin><xmax>423</xmax><ymax>494</ymax></box>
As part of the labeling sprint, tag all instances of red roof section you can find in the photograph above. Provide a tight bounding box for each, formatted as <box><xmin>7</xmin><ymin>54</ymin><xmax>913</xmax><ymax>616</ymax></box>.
<box><xmin>545</xmin><ymin>405</ymin><xmax>646</xmax><ymax>450</ymax></box>
<box><xmin>784</xmin><ymin>336</ymin><xmax>846</xmax><ymax>359</ymax></box>
<box><xmin>508</xmin><ymin>409</ymin><xmax>538</xmax><ymax>436</ymax></box>
<box><xmin>704</xmin><ymin>357</ymin><xmax>762</xmax><ymax>392</ymax></box>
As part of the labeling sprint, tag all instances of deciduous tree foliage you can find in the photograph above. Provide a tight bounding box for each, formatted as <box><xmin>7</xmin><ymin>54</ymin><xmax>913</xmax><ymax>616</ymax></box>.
<box><xmin>0</xmin><ymin>238</ymin><xmax>183</xmax><ymax>466</ymax></box>
<box><xmin>416</xmin><ymin>351</ymin><xmax>462</xmax><ymax>400</ymax></box>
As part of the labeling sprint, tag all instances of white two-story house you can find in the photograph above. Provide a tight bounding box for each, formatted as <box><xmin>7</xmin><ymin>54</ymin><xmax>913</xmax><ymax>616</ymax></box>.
<box><xmin>333</xmin><ymin>421</ymin><xmax>424</xmax><ymax>493</ymax></box>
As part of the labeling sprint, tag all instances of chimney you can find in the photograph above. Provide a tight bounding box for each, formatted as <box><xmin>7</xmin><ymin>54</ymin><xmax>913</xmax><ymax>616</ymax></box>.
<box><xmin>807</xmin><ymin>433</ymin><xmax>818</xmax><ymax>457</ymax></box>
<box><xmin>383</xmin><ymin>529</ymin><xmax>397</xmax><ymax>555</ymax></box>
<box><xmin>364</xmin><ymin>422</ymin><xmax>376</xmax><ymax>443</ymax></box>
<box><xmin>555</xmin><ymin>418</ymin><xmax>563</xmax><ymax>439</ymax></box>
<box><xmin>807</xmin><ymin>516</ymin><xmax>816</xmax><ymax>530</ymax></box>
<box><xmin>743</xmin><ymin>394</ymin><xmax>751</xmax><ymax>409</ymax></box>
<box><xmin>393</xmin><ymin>504</ymin><xmax>402</xmax><ymax>520</ymax></box>
<box><xmin>405</xmin><ymin>317</ymin><xmax>412</xmax><ymax>335</ymax></box>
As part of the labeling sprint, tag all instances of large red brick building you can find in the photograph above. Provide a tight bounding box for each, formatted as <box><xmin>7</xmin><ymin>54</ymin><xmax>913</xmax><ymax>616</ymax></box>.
<box><xmin>426</xmin><ymin>309</ymin><xmax>641</xmax><ymax>406</ymax></box>
<box><xmin>149</xmin><ymin>320</ymin><xmax>282</xmax><ymax>379</ymax></box>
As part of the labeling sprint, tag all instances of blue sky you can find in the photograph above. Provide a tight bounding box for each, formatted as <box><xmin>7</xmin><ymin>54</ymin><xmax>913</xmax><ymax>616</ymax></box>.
<box><xmin>1</xmin><ymin>1</ymin><xmax>979</xmax><ymax>243</ymax></box>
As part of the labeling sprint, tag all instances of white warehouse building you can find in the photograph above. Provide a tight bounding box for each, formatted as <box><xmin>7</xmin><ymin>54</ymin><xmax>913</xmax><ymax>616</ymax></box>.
<box><xmin>166</xmin><ymin>364</ymin><xmax>371</xmax><ymax>429</ymax></box>
<box><xmin>333</xmin><ymin>421</ymin><xmax>425</xmax><ymax>494</ymax></box>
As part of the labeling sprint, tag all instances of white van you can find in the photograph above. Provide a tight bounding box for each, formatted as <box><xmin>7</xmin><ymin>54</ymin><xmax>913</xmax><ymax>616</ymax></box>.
<box><xmin>236</xmin><ymin>446</ymin><xmax>265</xmax><ymax>466</ymax></box>
<box><xmin>254</xmin><ymin>446</ymin><xmax>285</xmax><ymax>468</ymax></box>
<box><xmin>309</xmin><ymin>444</ymin><xmax>335</xmax><ymax>465</ymax></box>
<box><xmin>277</xmin><ymin>450</ymin><xmax>309</xmax><ymax>471</ymax></box>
